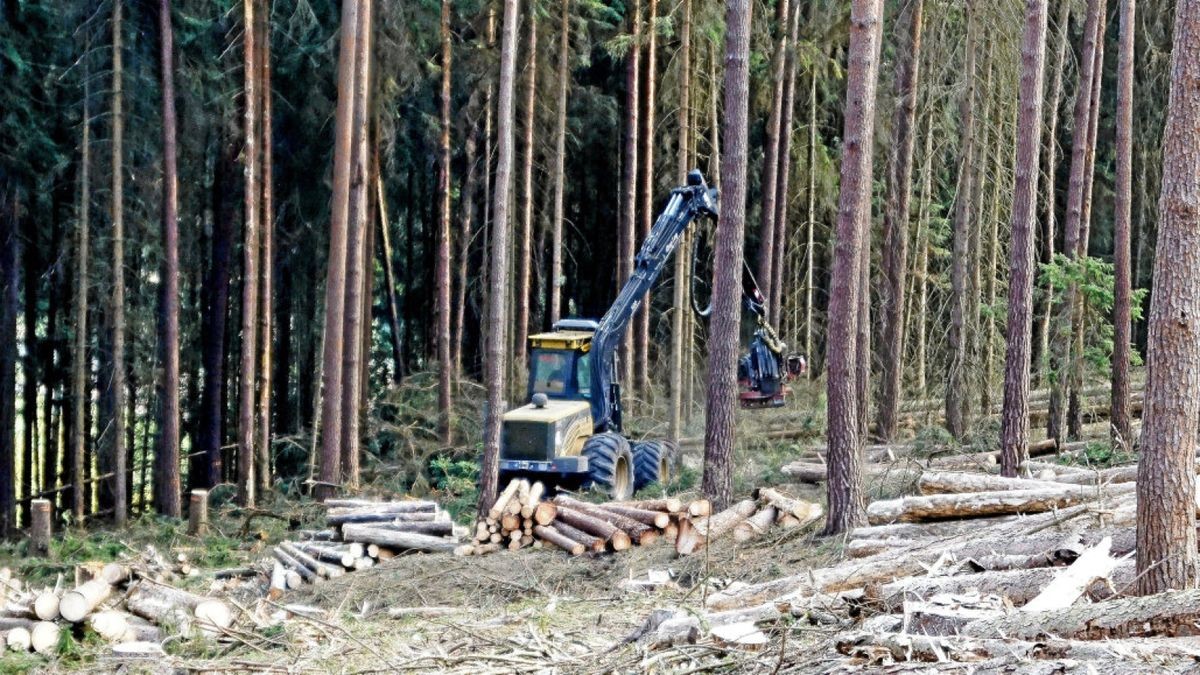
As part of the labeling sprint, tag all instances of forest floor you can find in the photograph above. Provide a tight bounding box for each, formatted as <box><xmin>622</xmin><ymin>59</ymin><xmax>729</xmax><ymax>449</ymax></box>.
<box><xmin>0</xmin><ymin>374</ymin><xmax>1178</xmax><ymax>674</ymax></box>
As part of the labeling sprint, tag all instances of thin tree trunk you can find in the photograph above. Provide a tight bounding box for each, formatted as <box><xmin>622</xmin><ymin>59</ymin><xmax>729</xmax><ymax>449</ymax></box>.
<box><xmin>436</xmin><ymin>0</ymin><xmax>453</xmax><ymax>443</ymax></box>
<box><xmin>479</xmin><ymin>0</ymin><xmax>520</xmax><ymax>516</ymax></box>
<box><xmin>670</xmin><ymin>0</ymin><xmax>691</xmax><ymax>443</ymax></box>
<box><xmin>702</xmin><ymin>0</ymin><xmax>753</xmax><ymax>513</ymax></box>
<box><xmin>548</xmin><ymin>0</ymin><xmax>570</xmax><ymax>327</ymax></box>
<box><xmin>155</xmin><ymin>0</ymin><xmax>182</xmax><ymax>517</ymax></box>
<box><xmin>823</xmin><ymin>0</ymin><xmax>883</xmax><ymax>534</ymax></box>
<box><xmin>376</xmin><ymin>176</ymin><xmax>404</xmax><ymax>383</ymax></box>
<box><xmin>875</xmin><ymin>0</ymin><xmax>924</xmax><ymax>441</ymax></box>
<box><xmin>982</xmin><ymin>106</ymin><xmax>1010</xmax><ymax>412</ymax></box>
<box><xmin>0</xmin><ymin>190</ymin><xmax>17</xmax><ymax>534</ymax></box>
<box><xmin>634</xmin><ymin>0</ymin><xmax>657</xmax><ymax>395</ymax></box>
<box><xmin>515</xmin><ymin>0</ymin><xmax>537</xmax><ymax>394</ymax></box>
<box><xmin>619</xmin><ymin>0</ymin><xmax>640</xmax><ymax>390</ymax></box>
<box><xmin>913</xmin><ymin>116</ymin><xmax>933</xmax><ymax>397</ymax></box>
<box><xmin>1035</xmin><ymin>0</ymin><xmax>1071</xmax><ymax>384</ymax></box>
<box><xmin>22</xmin><ymin>220</ymin><xmax>37</xmax><ymax>518</ymax></box>
<box><xmin>1047</xmin><ymin>0</ymin><xmax>1103</xmax><ymax>444</ymax></box>
<box><xmin>453</xmin><ymin>126</ymin><xmax>479</xmax><ymax>381</ymax></box>
<box><xmin>804</xmin><ymin>69</ymin><xmax>816</xmax><ymax>365</ymax></box>
<box><xmin>770</xmin><ymin>0</ymin><xmax>802</xmax><ymax>327</ymax></box>
<box><xmin>256</xmin><ymin>0</ymin><xmax>273</xmax><ymax>497</ymax></box>
<box><xmin>946</xmin><ymin>1</ymin><xmax>977</xmax><ymax>441</ymax></box>
<box><xmin>1136</xmin><ymin>0</ymin><xmax>1200</xmax><ymax>594</ymax></box>
<box><xmin>999</xmin><ymin>0</ymin><xmax>1051</xmax><ymax>478</ymax></box>
<box><xmin>316</xmin><ymin>0</ymin><xmax>361</xmax><ymax>501</ymax></box>
<box><xmin>755</xmin><ymin>0</ymin><xmax>790</xmax><ymax>311</ymax></box>
<box><xmin>110</xmin><ymin>0</ymin><xmax>128</xmax><ymax>525</ymax></box>
<box><xmin>72</xmin><ymin>56</ymin><xmax>91</xmax><ymax>520</ymax></box>
<box><xmin>1111</xmin><ymin>0</ymin><xmax>1135</xmax><ymax>451</ymax></box>
<box><xmin>236</xmin><ymin>0</ymin><xmax>261</xmax><ymax>507</ymax></box>
<box><xmin>340</xmin><ymin>0</ymin><xmax>373</xmax><ymax>491</ymax></box>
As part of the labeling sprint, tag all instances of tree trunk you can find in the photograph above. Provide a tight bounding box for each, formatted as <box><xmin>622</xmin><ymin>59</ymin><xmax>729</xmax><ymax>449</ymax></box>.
<box><xmin>514</xmin><ymin>0</ymin><xmax>537</xmax><ymax>394</ymax></box>
<box><xmin>110</xmin><ymin>0</ymin><xmax>128</xmax><ymax>525</ymax></box>
<box><xmin>436</xmin><ymin>0</ymin><xmax>453</xmax><ymax>442</ymax></box>
<box><xmin>256</xmin><ymin>0</ymin><xmax>274</xmax><ymax>498</ymax></box>
<box><xmin>155</xmin><ymin>0</ymin><xmax>182</xmax><ymax>517</ymax></box>
<box><xmin>548</xmin><ymin>0</ymin><xmax>570</xmax><ymax>327</ymax></box>
<box><xmin>634</xmin><ymin>0</ymin><xmax>657</xmax><ymax>395</ymax></box>
<box><xmin>822</xmin><ymin>0</ymin><xmax>883</xmax><ymax>534</ymax></box>
<box><xmin>618</xmin><ymin>0</ymin><xmax>639</xmax><ymax>390</ymax></box>
<box><xmin>22</xmin><ymin>218</ymin><xmax>37</xmax><ymax>520</ymax></box>
<box><xmin>0</xmin><ymin>190</ymin><xmax>16</xmax><ymax>534</ymax></box>
<box><xmin>770</xmin><ymin>0</ymin><xmax>803</xmax><ymax>328</ymax></box>
<box><xmin>316</xmin><ymin>0</ymin><xmax>361</xmax><ymax>500</ymax></box>
<box><xmin>479</xmin><ymin>0</ymin><xmax>520</xmax><ymax>516</ymax></box>
<box><xmin>236</xmin><ymin>0</ymin><xmax>262</xmax><ymax>507</ymax></box>
<box><xmin>804</xmin><ymin>69</ymin><xmax>816</xmax><ymax>365</ymax></box>
<box><xmin>669</xmin><ymin>0</ymin><xmax>691</xmax><ymax>443</ymax></box>
<box><xmin>340</xmin><ymin>0</ymin><xmax>373</xmax><ymax>491</ymax></box>
<box><xmin>999</xmin><ymin>0</ymin><xmax>1051</xmax><ymax>478</ymax></box>
<box><xmin>1111</xmin><ymin>0</ymin><xmax>1135</xmax><ymax>451</ymax></box>
<box><xmin>71</xmin><ymin>60</ymin><xmax>91</xmax><ymax>519</ymax></box>
<box><xmin>1136</xmin><ymin>0</ymin><xmax>1200</xmax><ymax>595</ymax></box>
<box><xmin>946</xmin><ymin>1</ymin><xmax>977</xmax><ymax>441</ymax></box>
<box><xmin>376</xmin><ymin>176</ymin><xmax>405</xmax><ymax>383</ymax></box>
<box><xmin>1048</xmin><ymin>0</ymin><xmax>1104</xmax><ymax>444</ymax></box>
<box><xmin>755</xmin><ymin>0</ymin><xmax>789</xmax><ymax>311</ymax></box>
<box><xmin>912</xmin><ymin>117</ymin><xmax>933</xmax><ymax>397</ymax></box>
<box><xmin>875</xmin><ymin>0</ymin><xmax>923</xmax><ymax>442</ymax></box>
<box><xmin>453</xmin><ymin>125</ymin><xmax>479</xmax><ymax>381</ymax></box>
<box><xmin>701</xmin><ymin>0</ymin><xmax>752</xmax><ymax>512</ymax></box>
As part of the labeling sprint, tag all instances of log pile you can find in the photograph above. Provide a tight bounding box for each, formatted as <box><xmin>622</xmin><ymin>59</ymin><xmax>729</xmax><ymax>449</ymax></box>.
<box><xmin>272</xmin><ymin>498</ymin><xmax>465</xmax><ymax>596</ymax></box>
<box><xmin>460</xmin><ymin>479</ymin><xmax>822</xmax><ymax>557</ymax></box>
<box><xmin>637</xmin><ymin>464</ymin><xmax>1200</xmax><ymax>671</ymax></box>
<box><xmin>0</xmin><ymin>556</ymin><xmax>233</xmax><ymax>657</ymax></box>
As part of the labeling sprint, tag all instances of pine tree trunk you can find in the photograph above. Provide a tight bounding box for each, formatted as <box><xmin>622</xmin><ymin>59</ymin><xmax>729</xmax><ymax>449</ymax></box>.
<box><xmin>316</xmin><ymin>0</ymin><xmax>361</xmax><ymax>500</ymax></box>
<box><xmin>1136</xmin><ymin>0</ymin><xmax>1200</xmax><ymax>596</ymax></box>
<box><xmin>946</xmin><ymin>1</ymin><xmax>977</xmax><ymax>441</ymax></box>
<box><xmin>981</xmin><ymin>106</ymin><xmax>1009</xmax><ymax>413</ymax></box>
<box><xmin>823</xmin><ymin>0</ymin><xmax>883</xmax><ymax>534</ymax></box>
<box><xmin>479</xmin><ymin>0</ymin><xmax>520</xmax><ymax>516</ymax></box>
<box><xmin>0</xmin><ymin>189</ymin><xmax>17</xmax><ymax>534</ymax></box>
<box><xmin>453</xmin><ymin>125</ymin><xmax>479</xmax><ymax>381</ymax></box>
<box><xmin>71</xmin><ymin>60</ymin><xmax>91</xmax><ymax>520</ymax></box>
<box><xmin>1111</xmin><ymin>0</ymin><xmax>1135</xmax><ymax>451</ymax></box>
<box><xmin>22</xmin><ymin>221</ymin><xmax>37</xmax><ymax>517</ymax></box>
<box><xmin>702</xmin><ymin>0</ymin><xmax>752</xmax><ymax>513</ymax></box>
<box><xmin>436</xmin><ymin>0</ymin><xmax>453</xmax><ymax>443</ymax></box>
<box><xmin>339</xmin><ymin>0</ymin><xmax>373</xmax><ymax>491</ymax></box>
<box><xmin>514</xmin><ymin>0</ymin><xmax>537</xmax><ymax>393</ymax></box>
<box><xmin>634</xmin><ymin>0</ymin><xmax>657</xmax><ymax>394</ymax></box>
<box><xmin>255</xmin><ymin>0</ymin><xmax>274</xmax><ymax>497</ymax></box>
<box><xmin>875</xmin><ymin>0</ymin><xmax>923</xmax><ymax>441</ymax></box>
<box><xmin>236</xmin><ymin>0</ymin><xmax>261</xmax><ymax>507</ymax></box>
<box><xmin>618</xmin><ymin>0</ymin><xmax>640</xmax><ymax>390</ymax></box>
<box><xmin>548</xmin><ymin>0</ymin><xmax>570</xmax><ymax>327</ymax></box>
<box><xmin>804</xmin><ymin>70</ymin><xmax>816</xmax><ymax>365</ymax></box>
<box><xmin>376</xmin><ymin>175</ymin><xmax>405</xmax><ymax>383</ymax></box>
<box><xmin>1034</xmin><ymin>0</ymin><xmax>1071</xmax><ymax>384</ymax></box>
<box><xmin>110</xmin><ymin>0</ymin><xmax>128</xmax><ymax>525</ymax></box>
<box><xmin>755</xmin><ymin>0</ymin><xmax>789</xmax><ymax>310</ymax></box>
<box><xmin>670</xmin><ymin>0</ymin><xmax>691</xmax><ymax>444</ymax></box>
<box><xmin>1048</xmin><ymin>0</ymin><xmax>1103</xmax><ymax>444</ymax></box>
<box><xmin>155</xmin><ymin>0</ymin><xmax>182</xmax><ymax>517</ymax></box>
<box><xmin>770</xmin><ymin>0</ymin><xmax>802</xmax><ymax>327</ymax></box>
<box><xmin>999</xmin><ymin>0</ymin><xmax>1051</xmax><ymax>478</ymax></box>
<box><xmin>913</xmin><ymin>117</ymin><xmax>933</xmax><ymax>397</ymax></box>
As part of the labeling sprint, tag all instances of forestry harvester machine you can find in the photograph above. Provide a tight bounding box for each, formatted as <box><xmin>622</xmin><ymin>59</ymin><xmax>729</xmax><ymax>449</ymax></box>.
<box><xmin>496</xmin><ymin>170</ymin><xmax>804</xmax><ymax>500</ymax></box>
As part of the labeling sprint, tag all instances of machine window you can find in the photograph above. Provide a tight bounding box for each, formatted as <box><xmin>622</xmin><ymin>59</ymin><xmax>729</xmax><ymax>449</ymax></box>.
<box><xmin>577</xmin><ymin>352</ymin><xmax>592</xmax><ymax>397</ymax></box>
<box><xmin>532</xmin><ymin>351</ymin><xmax>570</xmax><ymax>394</ymax></box>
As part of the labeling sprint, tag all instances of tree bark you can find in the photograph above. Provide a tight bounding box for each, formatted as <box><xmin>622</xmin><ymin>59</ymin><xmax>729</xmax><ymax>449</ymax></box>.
<box><xmin>255</xmin><ymin>0</ymin><xmax>274</xmax><ymax>498</ymax></box>
<box><xmin>618</xmin><ymin>0</ymin><xmax>640</xmax><ymax>390</ymax></box>
<box><xmin>316</xmin><ymin>0</ymin><xmax>361</xmax><ymax>500</ymax></box>
<box><xmin>0</xmin><ymin>190</ymin><xmax>16</xmax><ymax>534</ymax></box>
<box><xmin>875</xmin><ymin>0</ymin><xmax>923</xmax><ymax>442</ymax></box>
<box><xmin>1136</xmin><ymin>0</ymin><xmax>1200</xmax><ymax>595</ymax></box>
<box><xmin>946</xmin><ymin>1</ymin><xmax>977</xmax><ymax>441</ymax></box>
<box><xmin>548</xmin><ymin>0</ymin><xmax>570</xmax><ymax>326</ymax></box>
<box><xmin>71</xmin><ymin>59</ymin><xmax>91</xmax><ymax>520</ymax></box>
<box><xmin>701</xmin><ymin>0</ymin><xmax>752</xmax><ymax>513</ymax></box>
<box><xmin>453</xmin><ymin>125</ymin><xmax>479</xmax><ymax>381</ymax></box>
<box><xmin>669</xmin><ymin>0</ymin><xmax>691</xmax><ymax>444</ymax></box>
<box><xmin>236</xmin><ymin>0</ymin><xmax>262</xmax><ymax>507</ymax></box>
<box><xmin>110</xmin><ymin>0</ymin><xmax>128</xmax><ymax>525</ymax></box>
<box><xmin>1111</xmin><ymin>0</ymin><xmax>1135</xmax><ymax>451</ymax></box>
<box><xmin>479</xmin><ymin>0</ymin><xmax>520</xmax><ymax>516</ymax></box>
<box><xmin>376</xmin><ymin>176</ymin><xmax>404</xmax><ymax>383</ymax></box>
<box><xmin>436</xmin><ymin>0</ymin><xmax>453</xmax><ymax>442</ymax></box>
<box><xmin>999</xmin><ymin>0</ymin><xmax>1051</xmax><ymax>478</ymax></box>
<box><xmin>339</xmin><ymin>0</ymin><xmax>373</xmax><ymax>491</ymax></box>
<box><xmin>634</xmin><ymin>0</ymin><xmax>658</xmax><ymax>395</ymax></box>
<box><xmin>912</xmin><ymin>117</ymin><xmax>933</xmax><ymax>396</ymax></box>
<box><xmin>770</xmin><ymin>0</ymin><xmax>803</xmax><ymax>329</ymax></box>
<box><xmin>823</xmin><ymin>0</ymin><xmax>883</xmax><ymax>534</ymax></box>
<box><xmin>755</xmin><ymin>0</ymin><xmax>789</xmax><ymax>310</ymax></box>
<box><xmin>514</xmin><ymin>0</ymin><xmax>537</xmax><ymax>393</ymax></box>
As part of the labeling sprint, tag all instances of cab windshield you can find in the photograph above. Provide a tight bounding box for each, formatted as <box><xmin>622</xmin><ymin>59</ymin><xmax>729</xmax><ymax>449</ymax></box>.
<box><xmin>530</xmin><ymin>349</ymin><xmax>592</xmax><ymax>399</ymax></box>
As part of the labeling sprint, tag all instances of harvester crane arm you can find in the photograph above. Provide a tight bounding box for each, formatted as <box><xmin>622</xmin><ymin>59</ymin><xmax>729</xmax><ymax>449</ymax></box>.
<box><xmin>589</xmin><ymin>169</ymin><xmax>718</xmax><ymax>433</ymax></box>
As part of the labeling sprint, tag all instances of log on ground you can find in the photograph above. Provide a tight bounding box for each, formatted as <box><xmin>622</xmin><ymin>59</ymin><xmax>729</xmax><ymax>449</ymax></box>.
<box><xmin>866</xmin><ymin>483</ymin><xmax>1136</xmax><ymax>525</ymax></box>
<box><xmin>341</xmin><ymin>524</ymin><xmax>460</xmax><ymax>553</ymax></box>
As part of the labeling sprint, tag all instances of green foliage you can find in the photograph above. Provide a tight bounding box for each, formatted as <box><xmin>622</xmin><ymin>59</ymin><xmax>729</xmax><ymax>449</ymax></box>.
<box><xmin>1058</xmin><ymin>441</ymin><xmax>1136</xmax><ymax>469</ymax></box>
<box><xmin>430</xmin><ymin>454</ymin><xmax>480</xmax><ymax>522</ymax></box>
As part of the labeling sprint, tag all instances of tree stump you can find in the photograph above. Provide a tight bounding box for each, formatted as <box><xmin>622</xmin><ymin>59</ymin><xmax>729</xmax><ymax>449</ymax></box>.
<box><xmin>29</xmin><ymin>499</ymin><xmax>51</xmax><ymax>557</ymax></box>
<box><xmin>188</xmin><ymin>489</ymin><xmax>209</xmax><ymax>536</ymax></box>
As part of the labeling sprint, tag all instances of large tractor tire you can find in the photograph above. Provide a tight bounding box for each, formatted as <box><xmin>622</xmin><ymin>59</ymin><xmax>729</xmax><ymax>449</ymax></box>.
<box><xmin>632</xmin><ymin>441</ymin><xmax>672</xmax><ymax>491</ymax></box>
<box><xmin>582</xmin><ymin>433</ymin><xmax>634</xmax><ymax>501</ymax></box>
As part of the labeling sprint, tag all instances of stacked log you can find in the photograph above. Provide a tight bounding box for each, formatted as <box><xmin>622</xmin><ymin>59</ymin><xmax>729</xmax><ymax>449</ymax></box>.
<box><xmin>459</xmin><ymin>479</ymin><xmax>556</xmax><ymax>555</ymax></box>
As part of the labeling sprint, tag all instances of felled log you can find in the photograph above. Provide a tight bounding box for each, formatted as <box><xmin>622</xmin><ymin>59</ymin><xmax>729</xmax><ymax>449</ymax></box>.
<box><xmin>33</xmin><ymin>592</ymin><xmax>59</xmax><ymax>621</ymax></box>
<box><xmin>1021</xmin><ymin>536</ymin><xmax>1119</xmax><ymax>612</ymax></box>
<box><xmin>520</xmin><ymin>482</ymin><xmax>546</xmax><ymax>518</ymax></box>
<box><xmin>917</xmin><ymin>471</ymin><xmax>1070</xmax><ymax>495</ymax></box>
<box><xmin>962</xmin><ymin>588</ymin><xmax>1200</xmax><ymax>640</ymax></box>
<box><xmin>280</xmin><ymin>542</ymin><xmax>343</xmax><ymax>578</ymax></box>
<box><xmin>59</xmin><ymin>579</ymin><xmax>113</xmax><ymax>622</ymax></box>
<box><xmin>688</xmin><ymin>500</ymin><xmax>712</xmax><ymax>518</ymax></box>
<box><xmin>596</xmin><ymin>503</ymin><xmax>670</xmax><ymax>529</ymax></box>
<box><xmin>298</xmin><ymin>543</ymin><xmax>356</xmax><ymax>568</ymax></box>
<box><xmin>850</xmin><ymin>517</ymin><xmax>1019</xmax><ymax>541</ymax></box>
<box><xmin>268</xmin><ymin>563</ymin><xmax>287</xmax><ymax>600</ymax></box>
<box><xmin>780</xmin><ymin>462</ymin><xmax>898</xmax><ymax>484</ymax></box>
<box><xmin>695</xmin><ymin>500</ymin><xmax>759</xmax><ymax>542</ymax></box>
<box><xmin>533</xmin><ymin>525</ymin><xmax>584</xmax><ymax>555</ymax></box>
<box><xmin>372</xmin><ymin>520</ymin><xmax>455</xmax><ymax>538</ymax></box>
<box><xmin>875</xmin><ymin>559</ymin><xmax>1135</xmax><ymax>610</ymax></box>
<box><xmin>836</xmin><ymin>631</ymin><xmax>1200</xmax><ymax>665</ymax></box>
<box><xmin>866</xmin><ymin>483</ymin><xmax>1136</xmax><ymax>525</ymax></box>
<box><xmin>488</xmin><ymin>481</ymin><xmax>522</xmax><ymax>520</ymax></box>
<box><xmin>1041</xmin><ymin>463</ymin><xmax>1139</xmax><ymax>486</ymax></box>
<box><xmin>272</xmin><ymin>546</ymin><xmax>317</xmax><ymax>583</ymax></box>
<box><xmin>326</xmin><ymin>502</ymin><xmax>438</xmax><ymax>525</ymax></box>
<box><xmin>552</xmin><ymin>506</ymin><xmax>632</xmax><ymax>551</ymax></box>
<box><xmin>733</xmin><ymin>506</ymin><xmax>778</xmax><ymax>542</ymax></box>
<box><xmin>341</xmin><ymin>524</ymin><xmax>459</xmax><ymax>553</ymax></box>
<box><xmin>903</xmin><ymin>596</ymin><xmax>1006</xmax><ymax>636</ymax></box>
<box><xmin>620</xmin><ymin>498</ymin><xmax>683</xmax><ymax>513</ymax></box>
<box><xmin>553</xmin><ymin>496</ymin><xmax>657</xmax><ymax>545</ymax></box>
<box><xmin>296</xmin><ymin>528</ymin><xmax>341</xmax><ymax>541</ymax></box>
<box><xmin>7</xmin><ymin>626</ymin><xmax>30</xmax><ymax>651</ymax></box>
<box><xmin>757</xmin><ymin>488</ymin><xmax>823</xmax><ymax>527</ymax></box>
<box><xmin>675</xmin><ymin>516</ymin><xmax>701</xmax><ymax>555</ymax></box>
<box><xmin>125</xmin><ymin>580</ymin><xmax>232</xmax><ymax>633</ymax></box>
<box><xmin>549</xmin><ymin>520</ymin><xmax>605</xmax><ymax>553</ymax></box>
<box><xmin>847</xmin><ymin>537</ymin><xmax>924</xmax><ymax>559</ymax></box>
<box><xmin>89</xmin><ymin>610</ymin><xmax>133</xmax><ymax>642</ymax></box>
